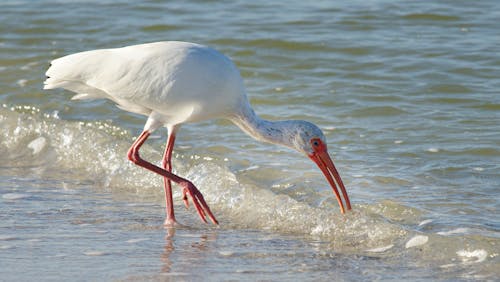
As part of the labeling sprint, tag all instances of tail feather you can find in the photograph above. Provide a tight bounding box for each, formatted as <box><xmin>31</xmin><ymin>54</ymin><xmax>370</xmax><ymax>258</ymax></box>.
<box><xmin>43</xmin><ymin>50</ymin><xmax>150</xmax><ymax>116</ymax></box>
<box><xmin>43</xmin><ymin>50</ymin><xmax>110</xmax><ymax>100</ymax></box>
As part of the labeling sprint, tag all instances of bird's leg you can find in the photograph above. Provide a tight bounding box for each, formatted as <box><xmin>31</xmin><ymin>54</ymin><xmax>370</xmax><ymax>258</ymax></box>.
<box><xmin>127</xmin><ymin>130</ymin><xmax>219</xmax><ymax>225</ymax></box>
<box><xmin>161</xmin><ymin>130</ymin><xmax>177</xmax><ymax>226</ymax></box>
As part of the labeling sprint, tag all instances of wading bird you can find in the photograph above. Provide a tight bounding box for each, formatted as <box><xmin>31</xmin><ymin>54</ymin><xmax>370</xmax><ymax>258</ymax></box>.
<box><xmin>44</xmin><ymin>41</ymin><xmax>351</xmax><ymax>226</ymax></box>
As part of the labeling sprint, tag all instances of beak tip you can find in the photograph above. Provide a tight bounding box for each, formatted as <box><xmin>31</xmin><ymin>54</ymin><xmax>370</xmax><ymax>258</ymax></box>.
<box><xmin>311</xmin><ymin>150</ymin><xmax>352</xmax><ymax>215</ymax></box>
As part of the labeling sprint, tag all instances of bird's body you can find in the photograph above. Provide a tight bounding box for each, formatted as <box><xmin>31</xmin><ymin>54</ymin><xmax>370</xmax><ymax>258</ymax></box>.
<box><xmin>45</xmin><ymin>41</ymin><xmax>246</xmax><ymax>128</ymax></box>
<box><xmin>44</xmin><ymin>41</ymin><xmax>351</xmax><ymax>226</ymax></box>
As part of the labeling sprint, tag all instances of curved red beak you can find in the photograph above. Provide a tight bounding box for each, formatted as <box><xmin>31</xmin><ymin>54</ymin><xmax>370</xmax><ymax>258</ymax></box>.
<box><xmin>308</xmin><ymin>139</ymin><xmax>351</xmax><ymax>214</ymax></box>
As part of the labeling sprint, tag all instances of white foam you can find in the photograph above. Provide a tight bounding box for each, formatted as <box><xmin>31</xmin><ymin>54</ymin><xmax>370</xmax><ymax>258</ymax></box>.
<box><xmin>61</xmin><ymin>129</ymin><xmax>73</xmax><ymax>147</ymax></box>
<box><xmin>188</xmin><ymin>163</ymin><xmax>405</xmax><ymax>244</ymax></box>
<box><xmin>16</xmin><ymin>79</ymin><xmax>28</xmax><ymax>87</ymax></box>
<box><xmin>439</xmin><ymin>263</ymin><xmax>456</xmax><ymax>269</ymax></box>
<box><xmin>2</xmin><ymin>193</ymin><xmax>30</xmax><ymax>200</ymax></box>
<box><xmin>218</xmin><ymin>251</ymin><xmax>235</xmax><ymax>256</ymax></box>
<box><xmin>437</xmin><ymin>228</ymin><xmax>469</xmax><ymax>236</ymax></box>
<box><xmin>126</xmin><ymin>238</ymin><xmax>149</xmax><ymax>243</ymax></box>
<box><xmin>405</xmin><ymin>235</ymin><xmax>428</xmax><ymax>248</ymax></box>
<box><xmin>457</xmin><ymin>249</ymin><xmax>487</xmax><ymax>263</ymax></box>
<box><xmin>20</xmin><ymin>61</ymin><xmax>39</xmax><ymax>70</ymax></box>
<box><xmin>27</xmin><ymin>136</ymin><xmax>47</xmax><ymax>155</ymax></box>
<box><xmin>238</xmin><ymin>165</ymin><xmax>259</xmax><ymax>172</ymax></box>
<box><xmin>366</xmin><ymin>244</ymin><xmax>394</xmax><ymax>253</ymax></box>
<box><xmin>427</xmin><ymin>148</ymin><xmax>439</xmax><ymax>153</ymax></box>
<box><xmin>418</xmin><ymin>219</ymin><xmax>433</xmax><ymax>226</ymax></box>
<box><xmin>83</xmin><ymin>251</ymin><xmax>107</xmax><ymax>256</ymax></box>
<box><xmin>0</xmin><ymin>109</ymin><xmax>410</xmax><ymax>247</ymax></box>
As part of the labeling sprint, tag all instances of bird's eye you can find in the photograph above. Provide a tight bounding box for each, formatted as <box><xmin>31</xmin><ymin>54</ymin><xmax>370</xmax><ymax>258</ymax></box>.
<box><xmin>312</xmin><ymin>140</ymin><xmax>320</xmax><ymax>147</ymax></box>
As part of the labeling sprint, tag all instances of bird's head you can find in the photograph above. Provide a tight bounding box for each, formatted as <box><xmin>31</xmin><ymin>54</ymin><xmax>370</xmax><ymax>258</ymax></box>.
<box><xmin>291</xmin><ymin>121</ymin><xmax>351</xmax><ymax>214</ymax></box>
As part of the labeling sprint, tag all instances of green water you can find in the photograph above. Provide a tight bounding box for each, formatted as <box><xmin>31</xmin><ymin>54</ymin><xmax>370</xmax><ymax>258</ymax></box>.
<box><xmin>1</xmin><ymin>0</ymin><xmax>499</xmax><ymax>280</ymax></box>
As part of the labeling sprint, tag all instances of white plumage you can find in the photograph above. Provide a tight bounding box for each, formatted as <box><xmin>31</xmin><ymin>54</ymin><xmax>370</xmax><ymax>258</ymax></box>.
<box><xmin>45</xmin><ymin>41</ymin><xmax>246</xmax><ymax>129</ymax></box>
<box><xmin>44</xmin><ymin>41</ymin><xmax>351</xmax><ymax>226</ymax></box>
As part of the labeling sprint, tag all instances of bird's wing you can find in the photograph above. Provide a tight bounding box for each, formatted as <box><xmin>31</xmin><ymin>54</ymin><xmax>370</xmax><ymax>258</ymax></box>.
<box><xmin>43</xmin><ymin>45</ymin><xmax>165</xmax><ymax>115</ymax></box>
<box><xmin>44</xmin><ymin>48</ymin><xmax>119</xmax><ymax>98</ymax></box>
<box><xmin>43</xmin><ymin>41</ymin><xmax>246</xmax><ymax>121</ymax></box>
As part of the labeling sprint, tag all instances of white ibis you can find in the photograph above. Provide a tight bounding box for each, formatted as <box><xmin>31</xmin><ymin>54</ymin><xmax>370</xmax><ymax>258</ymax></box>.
<box><xmin>44</xmin><ymin>41</ymin><xmax>351</xmax><ymax>226</ymax></box>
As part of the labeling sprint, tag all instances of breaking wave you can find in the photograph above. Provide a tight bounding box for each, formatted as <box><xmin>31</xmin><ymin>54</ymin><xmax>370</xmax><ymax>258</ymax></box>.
<box><xmin>1</xmin><ymin>105</ymin><xmax>498</xmax><ymax>272</ymax></box>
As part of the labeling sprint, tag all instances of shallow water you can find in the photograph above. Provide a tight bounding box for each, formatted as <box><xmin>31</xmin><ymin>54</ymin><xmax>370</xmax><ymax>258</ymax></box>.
<box><xmin>1</xmin><ymin>0</ymin><xmax>499</xmax><ymax>281</ymax></box>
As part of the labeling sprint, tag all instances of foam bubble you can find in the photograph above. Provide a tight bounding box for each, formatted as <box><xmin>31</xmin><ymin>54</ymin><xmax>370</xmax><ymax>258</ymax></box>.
<box><xmin>437</xmin><ymin>228</ymin><xmax>469</xmax><ymax>236</ymax></box>
<box><xmin>27</xmin><ymin>136</ymin><xmax>47</xmax><ymax>155</ymax></box>
<box><xmin>0</xmin><ymin>235</ymin><xmax>17</xmax><ymax>241</ymax></box>
<box><xmin>83</xmin><ymin>251</ymin><xmax>107</xmax><ymax>256</ymax></box>
<box><xmin>0</xmin><ymin>107</ymin><xmax>409</xmax><ymax>248</ymax></box>
<box><xmin>126</xmin><ymin>238</ymin><xmax>149</xmax><ymax>244</ymax></box>
<box><xmin>16</xmin><ymin>79</ymin><xmax>28</xmax><ymax>87</ymax></box>
<box><xmin>2</xmin><ymin>193</ymin><xmax>31</xmax><ymax>200</ymax></box>
<box><xmin>218</xmin><ymin>251</ymin><xmax>235</xmax><ymax>256</ymax></box>
<box><xmin>418</xmin><ymin>219</ymin><xmax>433</xmax><ymax>226</ymax></box>
<box><xmin>187</xmin><ymin>163</ymin><xmax>407</xmax><ymax>248</ymax></box>
<box><xmin>405</xmin><ymin>235</ymin><xmax>428</xmax><ymax>248</ymax></box>
<box><xmin>366</xmin><ymin>244</ymin><xmax>394</xmax><ymax>253</ymax></box>
<box><xmin>456</xmin><ymin>249</ymin><xmax>487</xmax><ymax>263</ymax></box>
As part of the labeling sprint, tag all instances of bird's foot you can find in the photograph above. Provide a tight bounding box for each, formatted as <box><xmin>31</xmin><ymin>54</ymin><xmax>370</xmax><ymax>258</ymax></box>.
<box><xmin>163</xmin><ymin>218</ymin><xmax>183</xmax><ymax>228</ymax></box>
<box><xmin>181</xmin><ymin>181</ymin><xmax>219</xmax><ymax>225</ymax></box>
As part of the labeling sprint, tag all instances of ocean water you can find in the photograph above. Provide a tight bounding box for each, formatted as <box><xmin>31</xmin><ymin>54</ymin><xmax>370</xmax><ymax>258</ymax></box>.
<box><xmin>1</xmin><ymin>0</ymin><xmax>499</xmax><ymax>281</ymax></box>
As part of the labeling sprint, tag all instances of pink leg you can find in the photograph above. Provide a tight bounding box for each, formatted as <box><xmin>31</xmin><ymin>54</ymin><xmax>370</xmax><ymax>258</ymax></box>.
<box><xmin>161</xmin><ymin>129</ymin><xmax>177</xmax><ymax>226</ymax></box>
<box><xmin>127</xmin><ymin>130</ymin><xmax>218</xmax><ymax>225</ymax></box>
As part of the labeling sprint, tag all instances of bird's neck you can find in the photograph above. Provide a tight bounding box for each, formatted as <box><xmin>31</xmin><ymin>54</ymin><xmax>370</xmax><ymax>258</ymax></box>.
<box><xmin>229</xmin><ymin>102</ymin><xmax>296</xmax><ymax>149</ymax></box>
